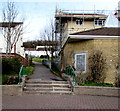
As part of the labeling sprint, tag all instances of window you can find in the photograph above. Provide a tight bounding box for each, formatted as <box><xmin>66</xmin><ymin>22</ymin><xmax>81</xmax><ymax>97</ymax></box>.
<box><xmin>76</xmin><ymin>19</ymin><xmax>83</xmax><ymax>25</ymax></box>
<box><xmin>94</xmin><ymin>20</ymin><xmax>105</xmax><ymax>26</ymax></box>
<box><xmin>75</xmin><ymin>53</ymin><xmax>86</xmax><ymax>72</ymax></box>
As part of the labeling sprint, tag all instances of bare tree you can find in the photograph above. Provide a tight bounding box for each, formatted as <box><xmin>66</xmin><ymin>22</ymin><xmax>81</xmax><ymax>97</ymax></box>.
<box><xmin>40</xmin><ymin>20</ymin><xmax>57</xmax><ymax>61</ymax></box>
<box><xmin>40</xmin><ymin>29</ymin><xmax>50</xmax><ymax>59</ymax></box>
<box><xmin>88</xmin><ymin>50</ymin><xmax>107</xmax><ymax>83</ymax></box>
<box><xmin>50</xmin><ymin>20</ymin><xmax>56</xmax><ymax>61</ymax></box>
<box><xmin>1</xmin><ymin>1</ymin><xmax>23</xmax><ymax>55</ymax></box>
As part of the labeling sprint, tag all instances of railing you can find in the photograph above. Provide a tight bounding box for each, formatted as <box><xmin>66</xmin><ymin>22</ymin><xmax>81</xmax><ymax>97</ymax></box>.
<box><xmin>42</xmin><ymin>60</ymin><xmax>51</xmax><ymax>69</ymax></box>
<box><xmin>65</xmin><ymin>66</ymin><xmax>77</xmax><ymax>85</ymax></box>
<box><xmin>19</xmin><ymin>65</ymin><xmax>27</xmax><ymax>83</ymax></box>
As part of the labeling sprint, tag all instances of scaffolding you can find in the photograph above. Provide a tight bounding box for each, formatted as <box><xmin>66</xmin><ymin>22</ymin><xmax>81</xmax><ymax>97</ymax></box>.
<box><xmin>55</xmin><ymin>9</ymin><xmax>116</xmax><ymax>47</ymax></box>
<box><xmin>54</xmin><ymin>8</ymin><xmax>118</xmax><ymax>71</ymax></box>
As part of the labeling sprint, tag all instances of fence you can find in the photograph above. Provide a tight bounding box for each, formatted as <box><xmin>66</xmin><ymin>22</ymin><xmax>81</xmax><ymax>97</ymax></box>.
<box><xmin>42</xmin><ymin>60</ymin><xmax>51</xmax><ymax>69</ymax></box>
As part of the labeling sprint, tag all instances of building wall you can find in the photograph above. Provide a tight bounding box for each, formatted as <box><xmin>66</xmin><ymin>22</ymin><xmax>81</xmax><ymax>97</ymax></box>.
<box><xmin>0</xmin><ymin>29</ymin><xmax>25</xmax><ymax>57</ymax></box>
<box><xmin>15</xmin><ymin>35</ymin><xmax>25</xmax><ymax>57</ymax></box>
<box><xmin>62</xmin><ymin>20</ymin><xmax>103</xmax><ymax>46</ymax></box>
<box><xmin>66</xmin><ymin>21</ymin><xmax>102</xmax><ymax>34</ymax></box>
<box><xmin>63</xmin><ymin>39</ymin><xmax>118</xmax><ymax>84</ymax></box>
<box><xmin>93</xmin><ymin>39</ymin><xmax>118</xmax><ymax>84</ymax></box>
<box><xmin>63</xmin><ymin>39</ymin><xmax>94</xmax><ymax>70</ymax></box>
<box><xmin>0</xmin><ymin>28</ymin><xmax>6</xmax><ymax>52</ymax></box>
<box><xmin>0</xmin><ymin>34</ymin><xmax>6</xmax><ymax>53</ymax></box>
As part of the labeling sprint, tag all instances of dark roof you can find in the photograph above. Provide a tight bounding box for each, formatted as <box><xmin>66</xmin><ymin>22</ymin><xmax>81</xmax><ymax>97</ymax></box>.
<box><xmin>23</xmin><ymin>41</ymin><xmax>56</xmax><ymax>48</ymax></box>
<box><xmin>0</xmin><ymin>22</ymin><xmax>23</xmax><ymax>27</ymax></box>
<box><xmin>58</xmin><ymin>13</ymin><xmax>106</xmax><ymax>16</ymax></box>
<box><xmin>70</xmin><ymin>27</ymin><xmax>120</xmax><ymax>36</ymax></box>
<box><xmin>55</xmin><ymin>13</ymin><xmax>107</xmax><ymax>20</ymax></box>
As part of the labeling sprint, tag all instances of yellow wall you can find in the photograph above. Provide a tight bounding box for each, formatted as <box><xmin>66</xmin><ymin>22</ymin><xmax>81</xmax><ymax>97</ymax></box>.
<box><xmin>94</xmin><ymin>39</ymin><xmax>118</xmax><ymax>84</ymax></box>
<box><xmin>62</xmin><ymin>20</ymin><xmax>102</xmax><ymax>45</ymax></box>
<box><xmin>67</xmin><ymin>21</ymin><xmax>102</xmax><ymax>34</ymax></box>
<box><xmin>63</xmin><ymin>39</ymin><xmax>118</xmax><ymax>84</ymax></box>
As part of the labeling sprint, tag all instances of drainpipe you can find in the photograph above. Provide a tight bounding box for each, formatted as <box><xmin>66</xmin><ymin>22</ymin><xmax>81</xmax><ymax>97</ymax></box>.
<box><xmin>14</xmin><ymin>44</ymin><xmax>16</xmax><ymax>53</ymax></box>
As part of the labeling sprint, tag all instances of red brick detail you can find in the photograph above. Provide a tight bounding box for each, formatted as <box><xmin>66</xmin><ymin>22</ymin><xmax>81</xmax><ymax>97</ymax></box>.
<box><xmin>0</xmin><ymin>53</ymin><xmax>28</xmax><ymax>66</ymax></box>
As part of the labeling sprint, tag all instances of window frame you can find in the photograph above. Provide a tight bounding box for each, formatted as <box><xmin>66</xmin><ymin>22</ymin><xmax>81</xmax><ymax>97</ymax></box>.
<box><xmin>76</xmin><ymin>19</ymin><xmax>84</xmax><ymax>26</ymax></box>
<box><xmin>74</xmin><ymin>52</ymin><xmax>86</xmax><ymax>73</ymax></box>
<box><xmin>94</xmin><ymin>19</ymin><xmax>105</xmax><ymax>26</ymax></box>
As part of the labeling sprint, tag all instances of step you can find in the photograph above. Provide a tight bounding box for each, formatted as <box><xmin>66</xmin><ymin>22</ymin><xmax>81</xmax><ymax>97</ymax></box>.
<box><xmin>24</xmin><ymin>90</ymin><xmax>72</xmax><ymax>95</ymax></box>
<box><xmin>26</xmin><ymin>80</ymin><xmax>69</xmax><ymax>84</ymax></box>
<box><xmin>23</xmin><ymin>79</ymin><xmax>72</xmax><ymax>95</ymax></box>
<box><xmin>24</xmin><ymin>87</ymin><xmax>53</xmax><ymax>91</ymax></box>
<box><xmin>53</xmin><ymin>87</ymin><xmax>71</xmax><ymax>91</ymax></box>
<box><xmin>25</xmin><ymin>84</ymin><xmax>70</xmax><ymax>88</ymax></box>
<box><xmin>24</xmin><ymin>87</ymin><xmax>71</xmax><ymax>91</ymax></box>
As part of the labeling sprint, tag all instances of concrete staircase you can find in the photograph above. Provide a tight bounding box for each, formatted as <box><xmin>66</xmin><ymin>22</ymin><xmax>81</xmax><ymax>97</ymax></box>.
<box><xmin>23</xmin><ymin>79</ymin><xmax>73</xmax><ymax>95</ymax></box>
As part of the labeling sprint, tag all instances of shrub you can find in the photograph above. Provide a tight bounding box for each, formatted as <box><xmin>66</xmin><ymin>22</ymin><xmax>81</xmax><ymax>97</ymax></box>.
<box><xmin>2</xmin><ymin>56</ymin><xmax>22</xmax><ymax>75</ymax></box>
<box><xmin>115</xmin><ymin>75</ymin><xmax>120</xmax><ymax>87</ymax></box>
<box><xmin>40</xmin><ymin>55</ymin><xmax>49</xmax><ymax>59</ymax></box>
<box><xmin>2</xmin><ymin>57</ymin><xmax>12</xmax><ymax>74</ymax></box>
<box><xmin>88</xmin><ymin>50</ymin><xmax>107</xmax><ymax>83</ymax></box>
<box><xmin>28</xmin><ymin>57</ymin><xmax>34</xmax><ymax>66</ymax></box>
<box><xmin>75</xmin><ymin>71</ymin><xmax>87</xmax><ymax>85</ymax></box>
<box><xmin>6</xmin><ymin>76</ymin><xmax>19</xmax><ymax>84</ymax></box>
<box><xmin>51</xmin><ymin>61</ymin><xmax>61</xmax><ymax>75</ymax></box>
<box><xmin>115</xmin><ymin>61</ymin><xmax>120</xmax><ymax>87</ymax></box>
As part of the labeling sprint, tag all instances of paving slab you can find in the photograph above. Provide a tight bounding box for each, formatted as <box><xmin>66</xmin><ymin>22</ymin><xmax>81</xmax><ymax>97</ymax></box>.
<box><xmin>2</xmin><ymin>94</ymin><xmax>119</xmax><ymax>109</ymax></box>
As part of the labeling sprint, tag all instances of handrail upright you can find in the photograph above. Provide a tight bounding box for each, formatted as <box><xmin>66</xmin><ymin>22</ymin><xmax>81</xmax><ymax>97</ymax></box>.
<box><xmin>19</xmin><ymin>65</ymin><xmax>26</xmax><ymax>83</ymax></box>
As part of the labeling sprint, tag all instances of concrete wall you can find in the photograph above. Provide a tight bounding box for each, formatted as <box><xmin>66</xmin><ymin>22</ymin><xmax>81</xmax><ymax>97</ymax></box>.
<box><xmin>62</xmin><ymin>74</ymin><xmax>119</xmax><ymax>97</ymax></box>
<box><xmin>2</xmin><ymin>75</ymin><xmax>27</xmax><ymax>96</ymax></box>
<box><xmin>74</xmin><ymin>86</ymin><xmax>120</xmax><ymax>97</ymax></box>
<box><xmin>63</xmin><ymin>39</ymin><xmax>119</xmax><ymax>84</ymax></box>
<box><xmin>2</xmin><ymin>85</ymin><xmax>23</xmax><ymax>96</ymax></box>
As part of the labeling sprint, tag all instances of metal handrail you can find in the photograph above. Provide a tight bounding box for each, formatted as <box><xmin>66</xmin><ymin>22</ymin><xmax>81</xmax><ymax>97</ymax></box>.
<box><xmin>65</xmin><ymin>66</ymin><xmax>77</xmax><ymax>84</ymax></box>
<box><xmin>19</xmin><ymin>65</ymin><xmax>27</xmax><ymax>83</ymax></box>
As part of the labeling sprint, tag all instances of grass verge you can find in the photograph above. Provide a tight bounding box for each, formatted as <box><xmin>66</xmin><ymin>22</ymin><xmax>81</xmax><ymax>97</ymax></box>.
<box><xmin>32</xmin><ymin>58</ymin><xmax>45</xmax><ymax>63</ymax></box>
<box><xmin>81</xmin><ymin>81</ymin><xmax>114</xmax><ymax>87</ymax></box>
<box><xmin>25</xmin><ymin>66</ymin><xmax>35</xmax><ymax>76</ymax></box>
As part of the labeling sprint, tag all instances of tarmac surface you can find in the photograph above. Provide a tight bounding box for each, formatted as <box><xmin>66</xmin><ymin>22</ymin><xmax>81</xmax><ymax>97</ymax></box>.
<box><xmin>2</xmin><ymin>62</ymin><xmax>120</xmax><ymax>110</ymax></box>
<box><xmin>29</xmin><ymin>61</ymin><xmax>63</xmax><ymax>81</ymax></box>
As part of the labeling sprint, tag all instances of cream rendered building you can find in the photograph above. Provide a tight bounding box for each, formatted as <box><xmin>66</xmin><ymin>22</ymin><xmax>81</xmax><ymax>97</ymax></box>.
<box><xmin>55</xmin><ymin>10</ymin><xmax>107</xmax><ymax>46</ymax></box>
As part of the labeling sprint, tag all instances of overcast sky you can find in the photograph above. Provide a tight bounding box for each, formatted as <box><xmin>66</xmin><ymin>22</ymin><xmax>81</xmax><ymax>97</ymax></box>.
<box><xmin>0</xmin><ymin>0</ymin><xmax>119</xmax><ymax>41</ymax></box>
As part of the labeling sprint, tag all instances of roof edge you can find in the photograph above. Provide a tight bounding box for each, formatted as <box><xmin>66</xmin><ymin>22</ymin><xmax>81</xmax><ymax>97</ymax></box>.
<box><xmin>68</xmin><ymin>35</ymin><xmax>119</xmax><ymax>39</ymax></box>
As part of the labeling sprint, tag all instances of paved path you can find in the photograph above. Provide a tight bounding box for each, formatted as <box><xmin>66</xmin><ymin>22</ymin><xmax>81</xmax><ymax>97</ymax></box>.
<box><xmin>29</xmin><ymin>61</ymin><xmax>63</xmax><ymax>81</ymax></box>
<box><xmin>3</xmin><ymin>94</ymin><xmax>119</xmax><ymax>109</ymax></box>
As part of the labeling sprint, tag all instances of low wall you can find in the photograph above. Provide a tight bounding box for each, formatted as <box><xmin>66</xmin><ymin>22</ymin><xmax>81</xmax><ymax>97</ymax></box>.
<box><xmin>2</xmin><ymin>75</ymin><xmax>27</xmax><ymax>96</ymax></box>
<box><xmin>74</xmin><ymin>86</ymin><xmax>120</xmax><ymax>97</ymax></box>
<box><xmin>2</xmin><ymin>85</ymin><xmax>23</xmax><ymax>96</ymax></box>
